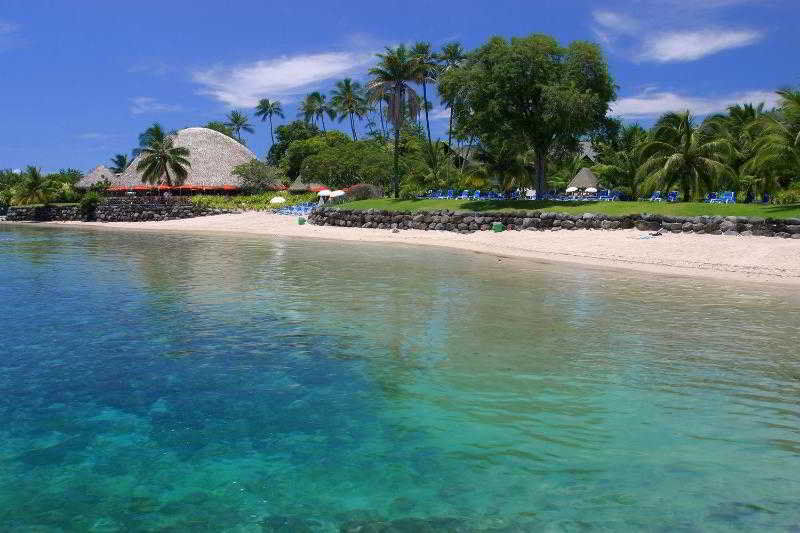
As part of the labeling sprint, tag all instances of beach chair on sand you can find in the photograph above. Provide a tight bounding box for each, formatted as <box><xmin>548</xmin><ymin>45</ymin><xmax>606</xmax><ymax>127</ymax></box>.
<box><xmin>649</xmin><ymin>191</ymin><xmax>662</xmax><ymax>202</ymax></box>
<box><xmin>666</xmin><ymin>191</ymin><xmax>679</xmax><ymax>202</ymax></box>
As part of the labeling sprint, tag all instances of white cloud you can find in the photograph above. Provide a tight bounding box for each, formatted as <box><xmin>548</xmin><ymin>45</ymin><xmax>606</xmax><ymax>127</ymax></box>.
<box><xmin>0</xmin><ymin>21</ymin><xmax>17</xmax><ymax>34</ymax></box>
<box><xmin>192</xmin><ymin>51</ymin><xmax>374</xmax><ymax>108</ymax></box>
<box><xmin>592</xmin><ymin>10</ymin><xmax>639</xmax><ymax>35</ymax></box>
<box><xmin>638</xmin><ymin>29</ymin><xmax>763</xmax><ymax>62</ymax></box>
<box><xmin>430</xmin><ymin>107</ymin><xmax>450</xmax><ymax>121</ymax></box>
<box><xmin>611</xmin><ymin>89</ymin><xmax>781</xmax><ymax>118</ymax></box>
<box><xmin>79</xmin><ymin>132</ymin><xmax>117</xmax><ymax>141</ymax></box>
<box><xmin>129</xmin><ymin>97</ymin><xmax>182</xmax><ymax>116</ymax></box>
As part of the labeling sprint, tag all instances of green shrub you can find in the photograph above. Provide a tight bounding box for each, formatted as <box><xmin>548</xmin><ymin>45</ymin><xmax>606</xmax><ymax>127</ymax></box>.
<box><xmin>79</xmin><ymin>191</ymin><xmax>100</xmax><ymax>217</ymax></box>
<box><xmin>232</xmin><ymin>161</ymin><xmax>287</xmax><ymax>193</ymax></box>
<box><xmin>191</xmin><ymin>192</ymin><xmax>317</xmax><ymax>211</ymax></box>
<box><xmin>771</xmin><ymin>187</ymin><xmax>800</xmax><ymax>205</ymax></box>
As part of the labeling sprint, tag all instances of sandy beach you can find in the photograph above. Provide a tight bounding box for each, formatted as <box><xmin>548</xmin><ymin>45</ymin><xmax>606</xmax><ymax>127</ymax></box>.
<box><xmin>10</xmin><ymin>211</ymin><xmax>800</xmax><ymax>285</ymax></box>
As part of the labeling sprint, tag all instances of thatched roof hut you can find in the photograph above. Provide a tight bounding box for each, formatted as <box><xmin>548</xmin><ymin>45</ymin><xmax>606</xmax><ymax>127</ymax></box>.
<box><xmin>568</xmin><ymin>168</ymin><xmax>599</xmax><ymax>190</ymax></box>
<box><xmin>288</xmin><ymin>175</ymin><xmax>327</xmax><ymax>193</ymax></box>
<box><xmin>114</xmin><ymin>127</ymin><xmax>257</xmax><ymax>189</ymax></box>
<box><xmin>78</xmin><ymin>165</ymin><xmax>116</xmax><ymax>189</ymax></box>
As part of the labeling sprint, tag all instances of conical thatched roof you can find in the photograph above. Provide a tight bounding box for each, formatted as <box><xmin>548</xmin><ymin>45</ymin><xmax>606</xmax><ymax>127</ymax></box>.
<box><xmin>116</xmin><ymin>127</ymin><xmax>257</xmax><ymax>187</ymax></box>
<box><xmin>288</xmin><ymin>175</ymin><xmax>326</xmax><ymax>193</ymax></box>
<box><xmin>78</xmin><ymin>165</ymin><xmax>116</xmax><ymax>189</ymax></box>
<box><xmin>568</xmin><ymin>168</ymin><xmax>599</xmax><ymax>189</ymax></box>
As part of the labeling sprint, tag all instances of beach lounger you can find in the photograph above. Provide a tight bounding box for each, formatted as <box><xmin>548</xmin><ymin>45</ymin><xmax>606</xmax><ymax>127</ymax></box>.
<box><xmin>458</xmin><ymin>190</ymin><xmax>470</xmax><ymax>199</ymax></box>
<box><xmin>666</xmin><ymin>191</ymin><xmax>679</xmax><ymax>202</ymax></box>
<box><xmin>472</xmin><ymin>191</ymin><xmax>481</xmax><ymax>200</ymax></box>
<box><xmin>649</xmin><ymin>191</ymin><xmax>662</xmax><ymax>202</ymax></box>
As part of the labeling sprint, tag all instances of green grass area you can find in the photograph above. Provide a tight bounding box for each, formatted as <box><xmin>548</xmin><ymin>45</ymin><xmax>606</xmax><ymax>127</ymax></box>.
<box><xmin>191</xmin><ymin>192</ymin><xmax>317</xmax><ymax>210</ymax></box>
<box><xmin>337</xmin><ymin>198</ymin><xmax>800</xmax><ymax>219</ymax></box>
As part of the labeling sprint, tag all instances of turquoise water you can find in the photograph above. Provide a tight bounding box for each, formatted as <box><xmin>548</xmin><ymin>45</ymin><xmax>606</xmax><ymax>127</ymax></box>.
<box><xmin>1</xmin><ymin>225</ymin><xmax>799</xmax><ymax>532</ymax></box>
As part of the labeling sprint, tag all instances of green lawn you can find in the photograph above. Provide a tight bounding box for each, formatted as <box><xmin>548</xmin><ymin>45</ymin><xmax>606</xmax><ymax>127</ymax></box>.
<box><xmin>336</xmin><ymin>198</ymin><xmax>800</xmax><ymax>219</ymax></box>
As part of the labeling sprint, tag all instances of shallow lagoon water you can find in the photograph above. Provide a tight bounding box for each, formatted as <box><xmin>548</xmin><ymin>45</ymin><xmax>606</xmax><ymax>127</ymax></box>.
<box><xmin>1</xmin><ymin>225</ymin><xmax>799</xmax><ymax>531</ymax></box>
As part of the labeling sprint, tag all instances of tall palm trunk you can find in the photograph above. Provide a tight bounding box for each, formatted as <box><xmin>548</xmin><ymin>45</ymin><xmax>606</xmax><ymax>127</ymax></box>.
<box><xmin>269</xmin><ymin>115</ymin><xmax>274</xmax><ymax>145</ymax></box>
<box><xmin>393</xmin><ymin>122</ymin><xmax>400</xmax><ymax>198</ymax></box>
<box><xmin>422</xmin><ymin>80</ymin><xmax>432</xmax><ymax>147</ymax></box>
<box><xmin>447</xmin><ymin>106</ymin><xmax>454</xmax><ymax>148</ymax></box>
<box><xmin>350</xmin><ymin>112</ymin><xmax>357</xmax><ymax>140</ymax></box>
<box><xmin>320</xmin><ymin>113</ymin><xmax>326</xmax><ymax>132</ymax></box>
<box><xmin>378</xmin><ymin>99</ymin><xmax>386</xmax><ymax>140</ymax></box>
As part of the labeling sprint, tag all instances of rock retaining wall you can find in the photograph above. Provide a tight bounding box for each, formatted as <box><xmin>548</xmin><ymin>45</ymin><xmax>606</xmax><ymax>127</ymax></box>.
<box><xmin>309</xmin><ymin>208</ymin><xmax>800</xmax><ymax>239</ymax></box>
<box><xmin>6</xmin><ymin>199</ymin><xmax>230</xmax><ymax>222</ymax></box>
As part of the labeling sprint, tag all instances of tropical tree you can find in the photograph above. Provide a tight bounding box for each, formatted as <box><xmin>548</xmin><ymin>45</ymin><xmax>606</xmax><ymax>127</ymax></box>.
<box><xmin>438</xmin><ymin>34</ymin><xmax>616</xmax><ymax>195</ymax></box>
<box><xmin>134</xmin><ymin>123</ymin><xmax>168</xmax><ymax>158</ymax></box>
<box><xmin>751</xmin><ymin>89</ymin><xmax>800</xmax><ymax>189</ymax></box>
<box><xmin>109</xmin><ymin>154</ymin><xmax>130</xmax><ymax>174</ymax></box>
<box><xmin>135</xmin><ymin>129</ymin><xmax>191</xmax><ymax>186</ymax></box>
<box><xmin>11</xmin><ymin>166</ymin><xmax>58</xmax><ymax>205</ymax></box>
<box><xmin>368</xmin><ymin>44</ymin><xmax>424</xmax><ymax>197</ymax></box>
<box><xmin>330</xmin><ymin>78</ymin><xmax>368</xmax><ymax>140</ymax></box>
<box><xmin>299</xmin><ymin>92</ymin><xmax>335</xmax><ymax>132</ymax></box>
<box><xmin>703</xmin><ymin>103</ymin><xmax>770</xmax><ymax>196</ymax></box>
<box><xmin>591</xmin><ymin>124</ymin><xmax>649</xmax><ymax>198</ymax></box>
<box><xmin>225</xmin><ymin>110</ymin><xmax>255</xmax><ymax>142</ymax></box>
<box><xmin>254</xmin><ymin>98</ymin><xmax>284</xmax><ymax>147</ymax></box>
<box><xmin>464</xmin><ymin>140</ymin><xmax>530</xmax><ymax>192</ymax></box>
<box><xmin>205</xmin><ymin>121</ymin><xmax>237</xmax><ymax>140</ymax></box>
<box><xmin>412</xmin><ymin>42</ymin><xmax>438</xmax><ymax>146</ymax></box>
<box><xmin>639</xmin><ymin>111</ymin><xmax>734</xmax><ymax>201</ymax></box>
<box><xmin>434</xmin><ymin>42</ymin><xmax>466</xmax><ymax>147</ymax></box>
<box><xmin>267</xmin><ymin>120</ymin><xmax>320</xmax><ymax>165</ymax></box>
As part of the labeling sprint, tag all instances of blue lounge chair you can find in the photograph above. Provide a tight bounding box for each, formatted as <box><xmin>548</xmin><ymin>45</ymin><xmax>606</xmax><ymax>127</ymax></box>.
<box><xmin>762</xmin><ymin>192</ymin><xmax>770</xmax><ymax>204</ymax></box>
<box><xmin>666</xmin><ymin>191</ymin><xmax>679</xmax><ymax>202</ymax></box>
<box><xmin>472</xmin><ymin>190</ymin><xmax>481</xmax><ymax>200</ymax></box>
<box><xmin>649</xmin><ymin>191</ymin><xmax>662</xmax><ymax>202</ymax></box>
<box><xmin>722</xmin><ymin>191</ymin><xmax>736</xmax><ymax>204</ymax></box>
<box><xmin>445</xmin><ymin>189</ymin><xmax>455</xmax><ymax>199</ymax></box>
<box><xmin>705</xmin><ymin>192</ymin><xmax>718</xmax><ymax>203</ymax></box>
<box><xmin>458</xmin><ymin>190</ymin><xmax>470</xmax><ymax>200</ymax></box>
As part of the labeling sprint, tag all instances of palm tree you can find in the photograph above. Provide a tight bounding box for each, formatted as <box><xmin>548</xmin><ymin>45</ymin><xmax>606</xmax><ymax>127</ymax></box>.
<box><xmin>133</xmin><ymin>123</ymin><xmax>168</xmax><ymax>158</ymax></box>
<box><xmin>464</xmin><ymin>140</ymin><xmax>530</xmax><ymax>192</ymax></box>
<box><xmin>330</xmin><ymin>78</ymin><xmax>367</xmax><ymax>140</ymax></box>
<box><xmin>11</xmin><ymin>166</ymin><xmax>58</xmax><ymax>205</ymax></box>
<box><xmin>592</xmin><ymin>124</ymin><xmax>649</xmax><ymax>198</ymax></box>
<box><xmin>135</xmin><ymin>128</ymin><xmax>191</xmax><ymax>186</ymax></box>
<box><xmin>254</xmin><ymin>99</ymin><xmax>284</xmax><ymax>146</ymax></box>
<box><xmin>435</xmin><ymin>42</ymin><xmax>466</xmax><ymax>148</ymax></box>
<box><xmin>412</xmin><ymin>42</ymin><xmax>438</xmax><ymax>146</ymax></box>
<box><xmin>639</xmin><ymin>111</ymin><xmax>734</xmax><ymax>201</ymax></box>
<box><xmin>109</xmin><ymin>154</ymin><xmax>130</xmax><ymax>174</ymax></box>
<box><xmin>298</xmin><ymin>92</ymin><xmax>335</xmax><ymax>131</ymax></box>
<box><xmin>751</xmin><ymin>89</ymin><xmax>800</xmax><ymax>189</ymax></box>
<box><xmin>368</xmin><ymin>45</ymin><xmax>424</xmax><ymax>198</ymax></box>
<box><xmin>704</xmin><ymin>103</ymin><xmax>769</xmax><ymax>196</ymax></box>
<box><xmin>205</xmin><ymin>121</ymin><xmax>237</xmax><ymax>140</ymax></box>
<box><xmin>225</xmin><ymin>110</ymin><xmax>255</xmax><ymax>142</ymax></box>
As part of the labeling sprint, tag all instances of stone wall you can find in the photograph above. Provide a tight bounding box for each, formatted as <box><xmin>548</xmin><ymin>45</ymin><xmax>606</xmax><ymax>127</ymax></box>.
<box><xmin>6</xmin><ymin>198</ymin><xmax>230</xmax><ymax>223</ymax></box>
<box><xmin>5</xmin><ymin>205</ymin><xmax>82</xmax><ymax>221</ymax></box>
<box><xmin>309</xmin><ymin>208</ymin><xmax>800</xmax><ymax>239</ymax></box>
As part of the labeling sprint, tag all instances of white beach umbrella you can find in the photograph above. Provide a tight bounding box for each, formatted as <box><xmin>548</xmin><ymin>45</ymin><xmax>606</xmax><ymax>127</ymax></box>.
<box><xmin>317</xmin><ymin>190</ymin><xmax>331</xmax><ymax>197</ymax></box>
<box><xmin>269</xmin><ymin>196</ymin><xmax>286</xmax><ymax>204</ymax></box>
<box><xmin>585</xmin><ymin>187</ymin><xmax>598</xmax><ymax>193</ymax></box>
<box><xmin>330</xmin><ymin>190</ymin><xmax>346</xmax><ymax>198</ymax></box>
<box><xmin>566</xmin><ymin>186</ymin><xmax>578</xmax><ymax>193</ymax></box>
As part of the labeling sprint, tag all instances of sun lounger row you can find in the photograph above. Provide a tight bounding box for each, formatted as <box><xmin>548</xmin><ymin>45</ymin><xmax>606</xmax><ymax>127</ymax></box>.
<box><xmin>275</xmin><ymin>202</ymin><xmax>316</xmax><ymax>216</ymax></box>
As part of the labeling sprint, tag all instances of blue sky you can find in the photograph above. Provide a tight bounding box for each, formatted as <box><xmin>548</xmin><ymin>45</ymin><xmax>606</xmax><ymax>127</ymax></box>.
<box><xmin>1</xmin><ymin>0</ymin><xmax>797</xmax><ymax>172</ymax></box>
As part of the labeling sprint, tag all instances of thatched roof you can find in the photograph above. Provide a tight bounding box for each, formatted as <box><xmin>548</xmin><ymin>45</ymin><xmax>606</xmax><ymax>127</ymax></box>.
<box><xmin>116</xmin><ymin>127</ymin><xmax>257</xmax><ymax>187</ymax></box>
<box><xmin>568</xmin><ymin>168</ymin><xmax>599</xmax><ymax>189</ymax></box>
<box><xmin>288</xmin><ymin>175</ymin><xmax>326</xmax><ymax>193</ymax></box>
<box><xmin>78</xmin><ymin>165</ymin><xmax>116</xmax><ymax>188</ymax></box>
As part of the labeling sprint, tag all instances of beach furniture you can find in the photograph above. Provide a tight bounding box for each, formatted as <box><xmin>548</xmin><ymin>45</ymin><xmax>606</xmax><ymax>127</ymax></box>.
<box><xmin>763</xmin><ymin>192</ymin><xmax>770</xmax><ymax>204</ymax></box>
<box><xmin>666</xmin><ymin>191</ymin><xmax>679</xmax><ymax>202</ymax></box>
<box><xmin>705</xmin><ymin>192</ymin><xmax>718</xmax><ymax>203</ymax></box>
<box><xmin>458</xmin><ymin>190</ymin><xmax>471</xmax><ymax>199</ymax></box>
<box><xmin>649</xmin><ymin>191</ymin><xmax>662</xmax><ymax>202</ymax></box>
<box><xmin>718</xmin><ymin>191</ymin><xmax>736</xmax><ymax>204</ymax></box>
<box><xmin>472</xmin><ymin>190</ymin><xmax>481</xmax><ymax>200</ymax></box>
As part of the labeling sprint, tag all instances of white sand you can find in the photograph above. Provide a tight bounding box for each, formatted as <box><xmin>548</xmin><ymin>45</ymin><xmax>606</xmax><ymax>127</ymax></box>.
<box><xmin>16</xmin><ymin>212</ymin><xmax>800</xmax><ymax>285</ymax></box>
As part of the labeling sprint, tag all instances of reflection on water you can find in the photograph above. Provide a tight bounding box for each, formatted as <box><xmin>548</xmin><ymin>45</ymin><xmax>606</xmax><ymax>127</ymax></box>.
<box><xmin>1</xmin><ymin>224</ymin><xmax>799</xmax><ymax>531</ymax></box>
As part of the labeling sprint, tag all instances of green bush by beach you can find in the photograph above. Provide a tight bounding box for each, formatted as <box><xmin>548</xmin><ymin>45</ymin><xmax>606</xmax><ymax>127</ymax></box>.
<box><xmin>337</xmin><ymin>198</ymin><xmax>800</xmax><ymax>219</ymax></box>
<box><xmin>191</xmin><ymin>192</ymin><xmax>317</xmax><ymax>211</ymax></box>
